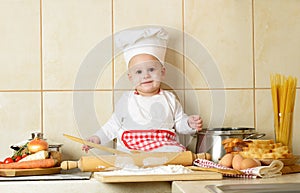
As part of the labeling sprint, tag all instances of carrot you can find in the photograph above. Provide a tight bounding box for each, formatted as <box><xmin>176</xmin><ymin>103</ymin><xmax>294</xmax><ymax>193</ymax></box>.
<box><xmin>0</xmin><ymin>158</ymin><xmax>57</xmax><ymax>169</ymax></box>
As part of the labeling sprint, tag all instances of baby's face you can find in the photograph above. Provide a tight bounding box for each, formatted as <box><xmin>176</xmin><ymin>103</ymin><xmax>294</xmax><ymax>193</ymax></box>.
<box><xmin>128</xmin><ymin>54</ymin><xmax>165</xmax><ymax>96</ymax></box>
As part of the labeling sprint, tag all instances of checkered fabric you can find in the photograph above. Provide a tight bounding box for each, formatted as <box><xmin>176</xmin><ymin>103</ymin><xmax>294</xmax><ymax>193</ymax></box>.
<box><xmin>121</xmin><ymin>129</ymin><xmax>186</xmax><ymax>151</ymax></box>
<box><xmin>193</xmin><ymin>158</ymin><xmax>257</xmax><ymax>178</ymax></box>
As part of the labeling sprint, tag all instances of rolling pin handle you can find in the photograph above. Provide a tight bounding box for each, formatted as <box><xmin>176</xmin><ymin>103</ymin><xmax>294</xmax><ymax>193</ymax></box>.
<box><xmin>194</xmin><ymin>152</ymin><xmax>212</xmax><ymax>160</ymax></box>
<box><xmin>60</xmin><ymin>161</ymin><xmax>78</xmax><ymax>170</ymax></box>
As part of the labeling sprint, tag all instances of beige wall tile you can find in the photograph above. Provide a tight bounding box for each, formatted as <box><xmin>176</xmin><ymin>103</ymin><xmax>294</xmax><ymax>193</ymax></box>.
<box><xmin>0</xmin><ymin>92</ymin><xmax>41</xmax><ymax>160</ymax></box>
<box><xmin>114</xmin><ymin>0</ymin><xmax>182</xmax><ymax>31</ymax></box>
<box><xmin>256</xmin><ymin>89</ymin><xmax>300</xmax><ymax>155</ymax></box>
<box><xmin>43</xmin><ymin>0</ymin><xmax>112</xmax><ymax>90</ymax></box>
<box><xmin>96</xmin><ymin>62</ymin><xmax>113</xmax><ymax>90</ymax></box>
<box><xmin>255</xmin><ymin>89</ymin><xmax>274</xmax><ymax>138</ymax></box>
<box><xmin>0</xmin><ymin>0</ymin><xmax>40</xmax><ymax>90</ymax></box>
<box><xmin>114</xmin><ymin>55</ymin><xmax>132</xmax><ymax>90</ymax></box>
<box><xmin>254</xmin><ymin>0</ymin><xmax>300</xmax><ymax>87</ymax></box>
<box><xmin>185</xmin><ymin>59</ymin><xmax>210</xmax><ymax>89</ymax></box>
<box><xmin>185</xmin><ymin>0</ymin><xmax>253</xmax><ymax>88</ymax></box>
<box><xmin>186</xmin><ymin>90</ymin><xmax>254</xmax><ymax>128</ymax></box>
<box><xmin>43</xmin><ymin>91</ymin><xmax>113</xmax><ymax>160</ymax></box>
<box><xmin>222</xmin><ymin>90</ymin><xmax>254</xmax><ymax>127</ymax></box>
<box><xmin>164</xmin><ymin>50</ymin><xmax>184</xmax><ymax>89</ymax></box>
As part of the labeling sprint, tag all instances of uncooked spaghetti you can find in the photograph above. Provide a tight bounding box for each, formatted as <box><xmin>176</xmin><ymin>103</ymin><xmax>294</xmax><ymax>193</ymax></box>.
<box><xmin>270</xmin><ymin>74</ymin><xmax>297</xmax><ymax>152</ymax></box>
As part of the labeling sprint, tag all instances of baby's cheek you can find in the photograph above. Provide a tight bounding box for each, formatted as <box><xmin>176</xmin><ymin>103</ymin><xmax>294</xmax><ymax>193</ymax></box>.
<box><xmin>151</xmin><ymin>73</ymin><xmax>161</xmax><ymax>81</ymax></box>
<box><xmin>131</xmin><ymin>76</ymin><xmax>142</xmax><ymax>85</ymax></box>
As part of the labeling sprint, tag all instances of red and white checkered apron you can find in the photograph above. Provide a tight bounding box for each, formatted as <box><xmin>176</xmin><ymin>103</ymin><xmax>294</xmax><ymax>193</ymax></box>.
<box><xmin>121</xmin><ymin>129</ymin><xmax>186</xmax><ymax>151</ymax></box>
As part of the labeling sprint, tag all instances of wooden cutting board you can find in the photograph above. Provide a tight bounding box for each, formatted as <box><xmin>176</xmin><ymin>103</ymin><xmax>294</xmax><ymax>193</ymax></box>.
<box><xmin>94</xmin><ymin>171</ymin><xmax>222</xmax><ymax>183</ymax></box>
<box><xmin>0</xmin><ymin>167</ymin><xmax>61</xmax><ymax>177</ymax></box>
<box><xmin>260</xmin><ymin>156</ymin><xmax>300</xmax><ymax>166</ymax></box>
<box><xmin>282</xmin><ymin>164</ymin><xmax>300</xmax><ymax>174</ymax></box>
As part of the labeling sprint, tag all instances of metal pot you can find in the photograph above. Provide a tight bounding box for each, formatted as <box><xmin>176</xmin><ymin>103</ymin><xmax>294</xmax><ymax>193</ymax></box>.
<box><xmin>31</xmin><ymin>132</ymin><xmax>63</xmax><ymax>152</ymax></box>
<box><xmin>11</xmin><ymin>132</ymin><xmax>63</xmax><ymax>153</ymax></box>
<box><xmin>196</xmin><ymin>127</ymin><xmax>265</xmax><ymax>162</ymax></box>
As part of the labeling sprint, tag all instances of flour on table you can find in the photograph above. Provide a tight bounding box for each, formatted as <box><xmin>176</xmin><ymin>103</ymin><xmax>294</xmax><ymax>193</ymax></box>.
<box><xmin>143</xmin><ymin>157</ymin><xmax>168</xmax><ymax>166</ymax></box>
<box><xmin>98</xmin><ymin>165</ymin><xmax>192</xmax><ymax>176</ymax></box>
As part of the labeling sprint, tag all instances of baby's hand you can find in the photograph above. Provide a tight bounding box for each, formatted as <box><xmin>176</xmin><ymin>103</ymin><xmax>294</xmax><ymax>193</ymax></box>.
<box><xmin>82</xmin><ymin>135</ymin><xmax>101</xmax><ymax>153</ymax></box>
<box><xmin>188</xmin><ymin>115</ymin><xmax>203</xmax><ymax>131</ymax></box>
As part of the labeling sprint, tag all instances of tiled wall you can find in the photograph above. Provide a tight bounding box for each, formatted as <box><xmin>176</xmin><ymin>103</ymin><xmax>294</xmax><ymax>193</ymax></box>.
<box><xmin>1</xmin><ymin>0</ymin><xmax>299</xmax><ymax>160</ymax></box>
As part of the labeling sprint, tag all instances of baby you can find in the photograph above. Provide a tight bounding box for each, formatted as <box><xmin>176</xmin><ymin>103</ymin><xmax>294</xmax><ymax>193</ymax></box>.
<box><xmin>82</xmin><ymin>27</ymin><xmax>202</xmax><ymax>153</ymax></box>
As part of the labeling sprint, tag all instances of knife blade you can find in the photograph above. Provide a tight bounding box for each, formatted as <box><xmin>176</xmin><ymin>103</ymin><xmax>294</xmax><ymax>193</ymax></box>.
<box><xmin>63</xmin><ymin>133</ymin><xmax>129</xmax><ymax>155</ymax></box>
<box><xmin>187</xmin><ymin>166</ymin><xmax>245</xmax><ymax>175</ymax></box>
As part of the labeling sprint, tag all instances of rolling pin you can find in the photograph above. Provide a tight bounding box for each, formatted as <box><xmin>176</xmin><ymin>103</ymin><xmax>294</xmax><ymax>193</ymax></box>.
<box><xmin>61</xmin><ymin>151</ymin><xmax>211</xmax><ymax>172</ymax></box>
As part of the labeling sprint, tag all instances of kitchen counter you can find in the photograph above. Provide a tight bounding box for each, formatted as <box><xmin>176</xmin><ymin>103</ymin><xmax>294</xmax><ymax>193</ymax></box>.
<box><xmin>2</xmin><ymin>172</ymin><xmax>300</xmax><ymax>193</ymax></box>
<box><xmin>0</xmin><ymin>174</ymin><xmax>171</xmax><ymax>193</ymax></box>
<box><xmin>0</xmin><ymin>178</ymin><xmax>172</xmax><ymax>193</ymax></box>
<box><xmin>172</xmin><ymin>173</ymin><xmax>300</xmax><ymax>193</ymax></box>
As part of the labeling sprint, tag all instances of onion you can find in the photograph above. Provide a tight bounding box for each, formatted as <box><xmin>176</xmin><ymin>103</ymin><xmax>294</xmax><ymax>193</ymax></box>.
<box><xmin>27</xmin><ymin>138</ymin><xmax>49</xmax><ymax>153</ymax></box>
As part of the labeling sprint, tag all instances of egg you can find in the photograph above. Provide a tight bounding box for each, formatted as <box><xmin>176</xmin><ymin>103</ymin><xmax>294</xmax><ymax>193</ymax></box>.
<box><xmin>232</xmin><ymin>154</ymin><xmax>244</xmax><ymax>170</ymax></box>
<box><xmin>240</xmin><ymin>158</ymin><xmax>261</xmax><ymax>170</ymax></box>
<box><xmin>218</xmin><ymin>153</ymin><xmax>234</xmax><ymax>168</ymax></box>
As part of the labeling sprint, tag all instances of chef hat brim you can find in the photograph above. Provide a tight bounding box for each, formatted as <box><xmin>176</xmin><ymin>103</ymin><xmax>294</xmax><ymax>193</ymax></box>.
<box><xmin>124</xmin><ymin>45</ymin><xmax>167</xmax><ymax>66</ymax></box>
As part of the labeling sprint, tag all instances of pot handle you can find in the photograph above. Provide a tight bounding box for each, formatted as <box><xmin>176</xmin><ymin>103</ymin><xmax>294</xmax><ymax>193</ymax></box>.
<box><xmin>244</xmin><ymin>133</ymin><xmax>265</xmax><ymax>140</ymax></box>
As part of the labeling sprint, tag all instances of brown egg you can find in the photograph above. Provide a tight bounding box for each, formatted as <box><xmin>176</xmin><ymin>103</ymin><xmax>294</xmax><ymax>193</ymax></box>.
<box><xmin>253</xmin><ymin>158</ymin><xmax>261</xmax><ymax>166</ymax></box>
<box><xmin>240</xmin><ymin>158</ymin><xmax>261</xmax><ymax>170</ymax></box>
<box><xmin>218</xmin><ymin>153</ymin><xmax>234</xmax><ymax>168</ymax></box>
<box><xmin>232</xmin><ymin>154</ymin><xmax>244</xmax><ymax>170</ymax></box>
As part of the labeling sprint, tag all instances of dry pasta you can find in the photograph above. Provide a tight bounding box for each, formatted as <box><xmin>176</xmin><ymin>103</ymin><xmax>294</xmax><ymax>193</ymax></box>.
<box><xmin>270</xmin><ymin>74</ymin><xmax>297</xmax><ymax>152</ymax></box>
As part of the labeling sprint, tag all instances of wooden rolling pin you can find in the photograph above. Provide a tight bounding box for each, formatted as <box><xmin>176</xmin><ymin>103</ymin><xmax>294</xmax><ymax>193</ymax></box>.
<box><xmin>61</xmin><ymin>151</ymin><xmax>211</xmax><ymax>172</ymax></box>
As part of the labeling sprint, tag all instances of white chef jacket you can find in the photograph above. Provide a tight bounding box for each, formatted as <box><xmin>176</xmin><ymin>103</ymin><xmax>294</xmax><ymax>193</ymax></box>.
<box><xmin>95</xmin><ymin>90</ymin><xmax>196</xmax><ymax>152</ymax></box>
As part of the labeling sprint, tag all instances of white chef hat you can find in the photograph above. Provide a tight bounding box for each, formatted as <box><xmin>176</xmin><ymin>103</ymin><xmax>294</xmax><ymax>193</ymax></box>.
<box><xmin>115</xmin><ymin>27</ymin><xmax>168</xmax><ymax>67</ymax></box>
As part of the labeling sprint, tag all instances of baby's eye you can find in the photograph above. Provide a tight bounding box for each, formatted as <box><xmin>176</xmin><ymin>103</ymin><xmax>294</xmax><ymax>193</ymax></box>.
<box><xmin>148</xmin><ymin>67</ymin><xmax>155</xmax><ymax>72</ymax></box>
<box><xmin>135</xmin><ymin>70</ymin><xmax>142</xmax><ymax>74</ymax></box>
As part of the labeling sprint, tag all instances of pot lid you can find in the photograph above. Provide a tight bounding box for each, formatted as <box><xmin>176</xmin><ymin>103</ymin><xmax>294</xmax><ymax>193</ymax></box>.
<box><xmin>204</xmin><ymin>127</ymin><xmax>255</xmax><ymax>131</ymax></box>
<box><xmin>198</xmin><ymin>127</ymin><xmax>256</xmax><ymax>134</ymax></box>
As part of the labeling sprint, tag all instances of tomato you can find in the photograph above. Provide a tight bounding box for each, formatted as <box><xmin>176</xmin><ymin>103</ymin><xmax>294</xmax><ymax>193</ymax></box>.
<box><xmin>14</xmin><ymin>155</ymin><xmax>22</xmax><ymax>162</ymax></box>
<box><xmin>22</xmin><ymin>154</ymin><xmax>27</xmax><ymax>158</ymax></box>
<box><xmin>4</xmin><ymin>157</ymin><xmax>14</xmax><ymax>164</ymax></box>
<box><xmin>0</xmin><ymin>161</ymin><xmax>3</xmax><ymax>164</ymax></box>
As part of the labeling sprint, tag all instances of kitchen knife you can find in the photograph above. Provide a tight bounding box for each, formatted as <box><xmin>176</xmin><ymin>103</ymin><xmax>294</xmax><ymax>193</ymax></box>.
<box><xmin>187</xmin><ymin>166</ymin><xmax>245</xmax><ymax>175</ymax></box>
<box><xmin>63</xmin><ymin>133</ymin><xmax>129</xmax><ymax>155</ymax></box>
